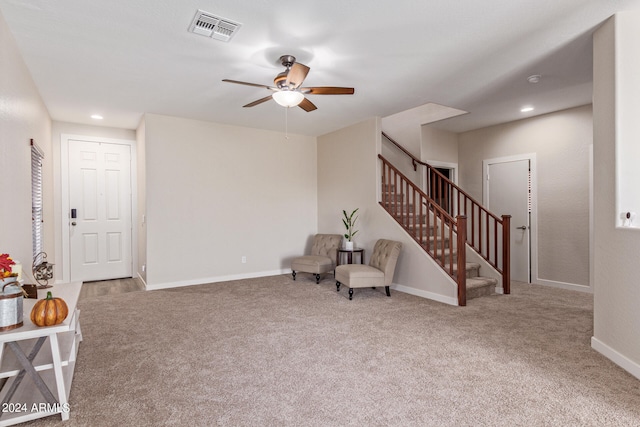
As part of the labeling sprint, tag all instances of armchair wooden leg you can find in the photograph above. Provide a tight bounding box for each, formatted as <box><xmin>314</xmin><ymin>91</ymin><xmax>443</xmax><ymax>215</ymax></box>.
<box><xmin>292</xmin><ymin>271</ymin><xmax>297</xmax><ymax>280</ymax></box>
<box><xmin>315</xmin><ymin>274</ymin><xmax>321</xmax><ymax>284</ymax></box>
<box><xmin>385</xmin><ymin>286</ymin><xmax>391</xmax><ymax>297</ymax></box>
<box><xmin>348</xmin><ymin>288</ymin><xmax>353</xmax><ymax>300</ymax></box>
<box><xmin>336</xmin><ymin>281</ymin><xmax>341</xmax><ymax>291</ymax></box>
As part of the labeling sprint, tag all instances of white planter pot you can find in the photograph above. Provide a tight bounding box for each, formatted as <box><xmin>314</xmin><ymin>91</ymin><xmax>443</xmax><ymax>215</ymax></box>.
<box><xmin>344</xmin><ymin>241</ymin><xmax>354</xmax><ymax>250</ymax></box>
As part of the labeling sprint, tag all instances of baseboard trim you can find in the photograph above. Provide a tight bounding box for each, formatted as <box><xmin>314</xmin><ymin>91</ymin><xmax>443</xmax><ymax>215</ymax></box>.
<box><xmin>534</xmin><ymin>278</ymin><xmax>592</xmax><ymax>293</ymax></box>
<box><xmin>591</xmin><ymin>337</ymin><xmax>640</xmax><ymax>381</ymax></box>
<box><xmin>392</xmin><ymin>284</ymin><xmax>458</xmax><ymax>306</ymax></box>
<box><xmin>145</xmin><ymin>269</ymin><xmax>289</xmax><ymax>291</ymax></box>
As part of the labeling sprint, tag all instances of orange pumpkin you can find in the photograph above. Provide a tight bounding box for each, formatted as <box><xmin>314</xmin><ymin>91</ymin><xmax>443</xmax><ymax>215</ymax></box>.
<box><xmin>30</xmin><ymin>291</ymin><xmax>68</xmax><ymax>327</ymax></box>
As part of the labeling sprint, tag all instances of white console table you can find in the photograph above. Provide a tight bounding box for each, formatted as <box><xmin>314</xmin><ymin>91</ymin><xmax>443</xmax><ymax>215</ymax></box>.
<box><xmin>0</xmin><ymin>282</ymin><xmax>82</xmax><ymax>426</ymax></box>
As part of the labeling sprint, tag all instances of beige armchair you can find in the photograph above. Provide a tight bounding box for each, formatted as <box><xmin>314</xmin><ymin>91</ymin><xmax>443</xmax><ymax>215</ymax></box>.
<box><xmin>335</xmin><ymin>239</ymin><xmax>402</xmax><ymax>300</ymax></box>
<box><xmin>291</xmin><ymin>234</ymin><xmax>342</xmax><ymax>284</ymax></box>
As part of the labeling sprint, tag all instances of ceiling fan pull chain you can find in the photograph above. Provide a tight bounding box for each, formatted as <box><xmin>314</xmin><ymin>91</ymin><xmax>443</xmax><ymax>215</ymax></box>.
<box><xmin>285</xmin><ymin>106</ymin><xmax>289</xmax><ymax>139</ymax></box>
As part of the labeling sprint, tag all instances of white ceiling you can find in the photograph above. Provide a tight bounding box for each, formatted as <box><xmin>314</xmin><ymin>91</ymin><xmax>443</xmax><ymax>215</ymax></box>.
<box><xmin>1</xmin><ymin>0</ymin><xmax>638</xmax><ymax>137</ymax></box>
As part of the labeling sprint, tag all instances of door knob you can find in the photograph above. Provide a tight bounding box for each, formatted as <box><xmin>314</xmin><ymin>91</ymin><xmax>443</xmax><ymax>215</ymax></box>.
<box><xmin>71</xmin><ymin>222</ymin><xmax>77</xmax><ymax>226</ymax></box>
<box><xmin>516</xmin><ymin>225</ymin><xmax>528</xmax><ymax>230</ymax></box>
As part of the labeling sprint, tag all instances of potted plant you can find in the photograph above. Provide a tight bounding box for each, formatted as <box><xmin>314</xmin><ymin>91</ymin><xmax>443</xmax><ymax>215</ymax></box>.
<box><xmin>342</xmin><ymin>208</ymin><xmax>359</xmax><ymax>250</ymax></box>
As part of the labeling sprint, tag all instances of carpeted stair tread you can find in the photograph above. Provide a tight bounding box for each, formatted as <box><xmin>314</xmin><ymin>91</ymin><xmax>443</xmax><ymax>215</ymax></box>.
<box><xmin>466</xmin><ymin>276</ymin><xmax>498</xmax><ymax>289</ymax></box>
<box><xmin>466</xmin><ymin>276</ymin><xmax>498</xmax><ymax>299</ymax></box>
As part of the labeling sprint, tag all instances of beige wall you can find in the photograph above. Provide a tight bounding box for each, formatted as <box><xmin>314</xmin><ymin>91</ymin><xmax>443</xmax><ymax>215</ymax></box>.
<box><xmin>592</xmin><ymin>12</ymin><xmax>640</xmax><ymax>379</ymax></box>
<box><xmin>421</xmin><ymin>126</ymin><xmax>459</xmax><ymax>165</ymax></box>
<box><xmin>615</xmin><ymin>12</ymin><xmax>640</xmax><ymax>225</ymax></box>
<box><xmin>318</xmin><ymin>118</ymin><xmax>458</xmax><ymax>304</ymax></box>
<box><xmin>136</xmin><ymin>118</ymin><xmax>147</xmax><ymax>283</ymax></box>
<box><xmin>50</xmin><ymin>121</ymin><xmax>136</xmax><ymax>280</ymax></box>
<box><xmin>381</xmin><ymin>107</ymin><xmax>427</xmax><ymax>188</ymax></box>
<box><xmin>51</xmin><ymin>121</ymin><xmax>135</xmax><ymax>142</ymax></box>
<box><xmin>142</xmin><ymin>114</ymin><xmax>318</xmax><ymax>289</ymax></box>
<box><xmin>380</xmin><ymin>138</ymin><xmax>421</xmax><ymax>187</ymax></box>
<box><xmin>381</xmin><ymin>113</ymin><xmax>422</xmax><ymax>159</ymax></box>
<box><xmin>458</xmin><ymin>105</ymin><xmax>592</xmax><ymax>289</ymax></box>
<box><xmin>0</xmin><ymin>10</ymin><xmax>52</xmax><ymax>280</ymax></box>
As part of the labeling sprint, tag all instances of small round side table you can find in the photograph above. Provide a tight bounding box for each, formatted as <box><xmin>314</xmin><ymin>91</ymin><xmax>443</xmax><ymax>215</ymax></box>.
<box><xmin>336</xmin><ymin>248</ymin><xmax>364</xmax><ymax>266</ymax></box>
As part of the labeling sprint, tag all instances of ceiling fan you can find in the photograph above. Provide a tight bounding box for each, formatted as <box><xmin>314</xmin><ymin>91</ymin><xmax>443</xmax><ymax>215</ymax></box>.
<box><xmin>222</xmin><ymin>55</ymin><xmax>354</xmax><ymax>112</ymax></box>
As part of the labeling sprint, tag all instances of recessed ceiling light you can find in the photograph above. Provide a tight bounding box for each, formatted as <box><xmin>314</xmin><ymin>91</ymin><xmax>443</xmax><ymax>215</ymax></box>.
<box><xmin>527</xmin><ymin>74</ymin><xmax>541</xmax><ymax>84</ymax></box>
<box><xmin>91</xmin><ymin>114</ymin><xmax>103</xmax><ymax>120</ymax></box>
<box><xmin>520</xmin><ymin>107</ymin><xmax>534</xmax><ymax>113</ymax></box>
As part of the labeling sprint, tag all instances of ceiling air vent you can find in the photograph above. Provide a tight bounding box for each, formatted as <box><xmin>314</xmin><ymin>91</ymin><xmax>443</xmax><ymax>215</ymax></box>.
<box><xmin>189</xmin><ymin>9</ymin><xmax>241</xmax><ymax>42</ymax></box>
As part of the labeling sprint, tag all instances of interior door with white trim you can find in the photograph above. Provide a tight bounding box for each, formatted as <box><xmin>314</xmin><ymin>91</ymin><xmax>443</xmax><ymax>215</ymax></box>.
<box><xmin>486</xmin><ymin>159</ymin><xmax>530</xmax><ymax>283</ymax></box>
<box><xmin>69</xmin><ymin>140</ymin><xmax>132</xmax><ymax>282</ymax></box>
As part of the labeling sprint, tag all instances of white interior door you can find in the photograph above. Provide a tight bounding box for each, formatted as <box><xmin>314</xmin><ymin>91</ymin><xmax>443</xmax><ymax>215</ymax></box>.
<box><xmin>486</xmin><ymin>159</ymin><xmax>530</xmax><ymax>283</ymax></box>
<box><xmin>69</xmin><ymin>140</ymin><xmax>132</xmax><ymax>282</ymax></box>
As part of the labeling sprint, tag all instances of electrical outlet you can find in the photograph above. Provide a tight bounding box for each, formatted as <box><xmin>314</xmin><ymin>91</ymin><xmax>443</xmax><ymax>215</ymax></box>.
<box><xmin>241</xmin><ymin>256</ymin><xmax>247</xmax><ymax>264</ymax></box>
<box><xmin>141</xmin><ymin>264</ymin><xmax>146</xmax><ymax>272</ymax></box>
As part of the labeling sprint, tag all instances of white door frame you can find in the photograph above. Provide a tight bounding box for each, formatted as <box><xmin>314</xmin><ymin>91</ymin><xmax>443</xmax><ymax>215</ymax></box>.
<box><xmin>60</xmin><ymin>134</ymin><xmax>137</xmax><ymax>284</ymax></box>
<box><xmin>482</xmin><ymin>153</ymin><xmax>538</xmax><ymax>284</ymax></box>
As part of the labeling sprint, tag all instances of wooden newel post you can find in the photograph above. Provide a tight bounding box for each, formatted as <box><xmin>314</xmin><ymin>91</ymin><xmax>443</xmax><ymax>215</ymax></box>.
<box><xmin>456</xmin><ymin>215</ymin><xmax>467</xmax><ymax>306</ymax></box>
<box><xmin>502</xmin><ymin>215</ymin><xmax>511</xmax><ymax>294</ymax></box>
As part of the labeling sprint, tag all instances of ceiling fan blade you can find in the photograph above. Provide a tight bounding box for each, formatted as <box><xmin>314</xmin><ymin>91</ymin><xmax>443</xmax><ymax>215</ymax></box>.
<box><xmin>223</xmin><ymin>79</ymin><xmax>276</xmax><ymax>90</ymax></box>
<box><xmin>298</xmin><ymin>97</ymin><xmax>317</xmax><ymax>112</ymax></box>
<box><xmin>285</xmin><ymin>63</ymin><xmax>310</xmax><ymax>89</ymax></box>
<box><xmin>301</xmin><ymin>87</ymin><xmax>355</xmax><ymax>95</ymax></box>
<box><xmin>243</xmin><ymin>95</ymin><xmax>274</xmax><ymax>108</ymax></box>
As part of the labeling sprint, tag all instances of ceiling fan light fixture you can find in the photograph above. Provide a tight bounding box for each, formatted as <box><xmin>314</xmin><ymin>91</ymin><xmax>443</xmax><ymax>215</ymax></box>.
<box><xmin>272</xmin><ymin>90</ymin><xmax>304</xmax><ymax>107</ymax></box>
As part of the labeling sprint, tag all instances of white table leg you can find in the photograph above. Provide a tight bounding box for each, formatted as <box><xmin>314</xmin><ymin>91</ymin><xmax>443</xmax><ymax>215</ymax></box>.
<box><xmin>48</xmin><ymin>334</ymin><xmax>69</xmax><ymax>421</ymax></box>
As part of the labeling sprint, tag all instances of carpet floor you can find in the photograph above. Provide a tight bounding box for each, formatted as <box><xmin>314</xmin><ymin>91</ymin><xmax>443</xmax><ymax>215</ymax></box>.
<box><xmin>18</xmin><ymin>275</ymin><xmax>640</xmax><ymax>426</ymax></box>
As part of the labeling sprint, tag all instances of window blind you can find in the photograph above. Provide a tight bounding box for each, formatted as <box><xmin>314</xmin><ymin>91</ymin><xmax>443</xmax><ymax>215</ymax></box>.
<box><xmin>31</xmin><ymin>139</ymin><xmax>44</xmax><ymax>266</ymax></box>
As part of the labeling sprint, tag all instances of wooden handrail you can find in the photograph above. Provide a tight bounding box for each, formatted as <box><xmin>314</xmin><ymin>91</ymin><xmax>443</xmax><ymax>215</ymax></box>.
<box><xmin>383</xmin><ymin>132</ymin><xmax>502</xmax><ymax>224</ymax></box>
<box><xmin>382</xmin><ymin>131</ymin><xmax>426</xmax><ymax>171</ymax></box>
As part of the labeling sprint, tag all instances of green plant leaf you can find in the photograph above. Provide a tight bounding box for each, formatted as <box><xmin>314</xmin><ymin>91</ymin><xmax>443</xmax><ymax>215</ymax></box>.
<box><xmin>341</xmin><ymin>208</ymin><xmax>359</xmax><ymax>240</ymax></box>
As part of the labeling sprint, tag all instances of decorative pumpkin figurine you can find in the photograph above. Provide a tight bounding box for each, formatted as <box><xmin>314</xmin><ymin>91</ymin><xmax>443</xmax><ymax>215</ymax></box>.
<box><xmin>30</xmin><ymin>291</ymin><xmax>68</xmax><ymax>327</ymax></box>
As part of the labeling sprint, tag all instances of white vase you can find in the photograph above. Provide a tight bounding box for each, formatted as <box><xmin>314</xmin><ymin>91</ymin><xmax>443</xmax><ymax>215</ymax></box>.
<box><xmin>344</xmin><ymin>241</ymin><xmax>354</xmax><ymax>250</ymax></box>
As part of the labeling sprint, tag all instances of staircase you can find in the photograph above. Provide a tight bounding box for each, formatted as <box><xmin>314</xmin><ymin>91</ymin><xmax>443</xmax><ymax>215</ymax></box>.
<box><xmin>379</xmin><ymin>132</ymin><xmax>510</xmax><ymax>306</ymax></box>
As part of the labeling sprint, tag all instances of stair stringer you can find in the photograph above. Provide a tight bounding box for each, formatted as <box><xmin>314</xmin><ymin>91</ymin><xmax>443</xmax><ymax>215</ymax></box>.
<box><xmin>376</xmin><ymin>203</ymin><xmax>459</xmax><ymax>306</ymax></box>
